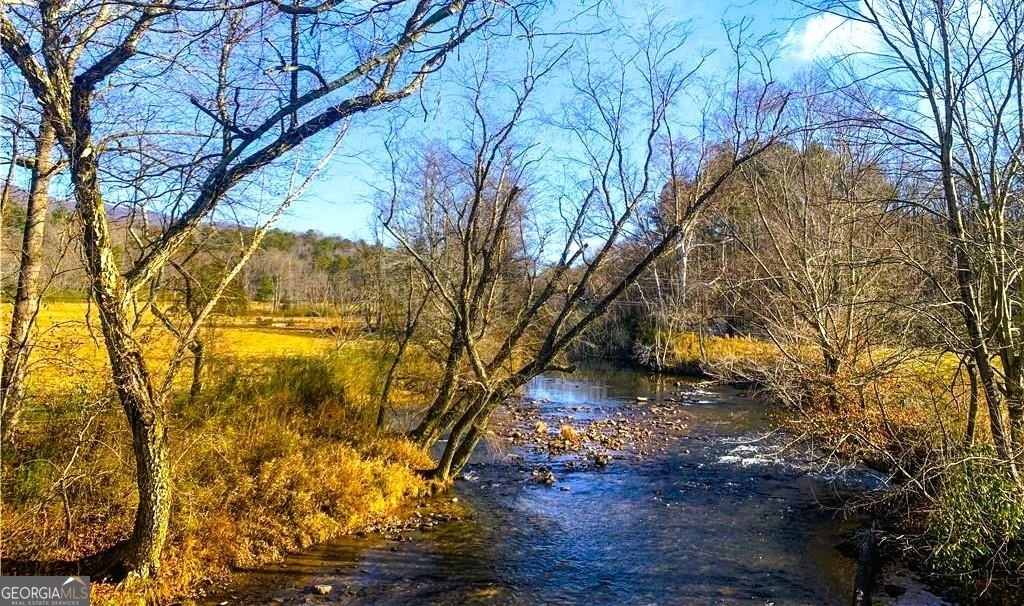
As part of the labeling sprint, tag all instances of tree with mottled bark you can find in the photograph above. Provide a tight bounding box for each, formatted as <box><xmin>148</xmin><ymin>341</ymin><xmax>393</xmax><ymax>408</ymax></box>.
<box><xmin>1</xmin><ymin>0</ymin><xmax>521</xmax><ymax>579</ymax></box>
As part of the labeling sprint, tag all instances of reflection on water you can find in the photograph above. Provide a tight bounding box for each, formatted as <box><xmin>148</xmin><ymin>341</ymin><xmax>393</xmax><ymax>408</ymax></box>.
<box><xmin>211</xmin><ymin>367</ymin><xmax>936</xmax><ymax>605</ymax></box>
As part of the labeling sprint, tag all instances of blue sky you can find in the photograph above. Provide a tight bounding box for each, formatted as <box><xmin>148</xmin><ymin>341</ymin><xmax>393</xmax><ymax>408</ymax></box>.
<box><xmin>273</xmin><ymin>0</ymin><xmax>860</xmax><ymax>240</ymax></box>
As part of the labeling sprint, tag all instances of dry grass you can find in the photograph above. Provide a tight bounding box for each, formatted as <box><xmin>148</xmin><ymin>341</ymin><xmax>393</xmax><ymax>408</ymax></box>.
<box><xmin>664</xmin><ymin>329</ymin><xmax>1024</xmax><ymax>582</ymax></box>
<box><xmin>1</xmin><ymin>301</ymin><xmax>435</xmax><ymax>605</ymax></box>
<box><xmin>667</xmin><ymin>331</ymin><xmax>779</xmax><ymax>377</ymax></box>
<box><xmin>662</xmin><ymin>329</ymin><xmax>998</xmax><ymax>479</ymax></box>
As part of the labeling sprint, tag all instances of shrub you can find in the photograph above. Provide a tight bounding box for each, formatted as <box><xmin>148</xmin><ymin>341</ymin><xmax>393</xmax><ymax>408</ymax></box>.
<box><xmin>926</xmin><ymin>456</ymin><xmax>1024</xmax><ymax>576</ymax></box>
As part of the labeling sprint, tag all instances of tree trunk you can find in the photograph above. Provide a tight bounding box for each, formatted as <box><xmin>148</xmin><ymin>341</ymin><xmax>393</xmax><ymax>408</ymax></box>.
<box><xmin>432</xmin><ymin>387</ymin><xmax>510</xmax><ymax>481</ymax></box>
<box><xmin>973</xmin><ymin>348</ymin><xmax>1017</xmax><ymax>478</ymax></box>
<box><xmin>446</xmin><ymin>408</ymin><xmax>494</xmax><ymax>478</ymax></box>
<box><xmin>73</xmin><ymin>131</ymin><xmax>170</xmax><ymax>578</ymax></box>
<box><xmin>822</xmin><ymin>349</ymin><xmax>841</xmax><ymax>411</ymax></box>
<box><xmin>376</xmin><ymin>339</ymin><xmax>407</xmax><ymax>430</ymax></box>
<box><xmin>378</xmin><ymin>278</ymin><xmax>426</xmax><ymax>430</ymax></box>
<box><xmin>90</xmin><ymin>277</ymin><xmax>171</xmax><ymax>580</ymax></box>
<box><xmin>430</xmin><ymin>395</ymin><xmax>476</xmax><ymax>447</ymax></box>
<box><xmin>1007</xmin><ymin>388</ymin><xmax>1024</xmax><ymax>464</ymax></box>
<box><xmin>963</xmin><ymin>359</ymin><xmax>979</xmax><ymax>449</ymax></box>
<box><xmin>119</xmin><ymin>369</ymin><xmax>171</xmax><ymax>580</ymax></box>
<box><xmin>1</xmin><ymin>120</ymin><xmax>56</xmax><ymax>443</ymax></box>
<box><xmin>431</xmin><ymin>393</ymin><xmax>489</xmax><ymax>481</ymax></box>
<box><xmin>410</xmin><ymin>334</ymin><xmax>464</xmax><ymax>446</ymax></box>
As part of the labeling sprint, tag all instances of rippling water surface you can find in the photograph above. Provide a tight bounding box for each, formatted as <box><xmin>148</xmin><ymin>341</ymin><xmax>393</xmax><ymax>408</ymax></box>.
<box><xmin>213</xmin><ymin>367</ymin><xmax>948</xmax><ymax>605</ymax></box>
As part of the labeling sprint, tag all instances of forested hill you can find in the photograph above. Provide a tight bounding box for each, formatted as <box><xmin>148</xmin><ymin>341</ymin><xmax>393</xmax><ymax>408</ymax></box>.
<box><xmin>1</xmin><ymin>184</ymin><xmax>378</xmax><ymax>312</ymax></box>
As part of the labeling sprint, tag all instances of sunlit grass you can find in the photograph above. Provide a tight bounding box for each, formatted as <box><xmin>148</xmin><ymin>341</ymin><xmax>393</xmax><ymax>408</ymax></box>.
<box><xmin>5</xmin><ymin>301</ymin><xmax>337</xmax><ymax>395</ymax></box>
<box><xmin>668</xmin><ymin>331</ymin><xmax>779</xmax><ymax>370</ymax></box>
<box><xmin>663</xmin><ymin>329</ymin><xmax>991</xmax><ymax>455</ymax></box>
<box><xmin>663</xmin><ymin>328</ymin><xmax>1021</xmax><ymax>579</ymax></box>
<box><xmin>1</xmin><ymin>301</ymin><xmax>433</xmax><ymax>605</ymax></box>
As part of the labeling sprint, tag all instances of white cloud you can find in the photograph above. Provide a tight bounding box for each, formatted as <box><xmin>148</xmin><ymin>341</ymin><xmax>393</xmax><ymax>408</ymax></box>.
<box><xmin>784</xmin><ymin>7</ymin><xmax>880</xmax><ymax>62</ymax></box>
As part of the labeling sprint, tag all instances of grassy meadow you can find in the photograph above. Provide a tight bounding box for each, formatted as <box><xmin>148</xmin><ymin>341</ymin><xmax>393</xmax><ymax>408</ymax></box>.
<box><xmin>1</xmin><ymin>301</ymin><xmax>433</xmax><ymax>605</ymax></box>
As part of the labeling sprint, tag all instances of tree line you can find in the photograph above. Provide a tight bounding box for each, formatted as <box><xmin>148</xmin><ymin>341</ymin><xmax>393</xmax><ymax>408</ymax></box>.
<box><xmin>1</xmin><ymin>207</ymin><xmax>382</xmax><ymax>313</ymax></box>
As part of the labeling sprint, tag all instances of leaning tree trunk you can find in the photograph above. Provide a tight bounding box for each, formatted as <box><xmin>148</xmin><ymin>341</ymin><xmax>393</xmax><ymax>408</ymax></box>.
<box><xmin>410</xmin><ymin>333</ymin><xmax>464</xmax><ymax>446</ymax></box>
<box><xmin>973</xmin><ymin>348</ymin><xmax>1015</xmax><ymax>467</ymax></box>
<box><xmin>377</xmin><ymin>286</ymin><xmax>426</xmax><ymax>430</ymax></box>
<box><xmin>433</xmin><ymin>383</ymin><xmax>517</xmax><ymax>481</ymax></box>
<box><xmin>432</xmin><ymin>391</ymin><xmax>491</xmax><ymax>481</ymax></box>
<box><xmin>188</xmin><ymin>340</ymin><xmax>204</xmax><ymax>406</ymax></box>
<box><xmin>74</xmin><ymin>136</ymin><xmax>170</xmax><ymax>579</ymax></box>
<box><xmin>2</xmin><ymin>120</ymin><xmax>56</xmax><ymax>443</ymax></box>
<box><xmin>1006</xmin><ymin>384</ymin><xmax>1024</xmax><ymax>465</ymax></box>
<box><xmin>446</xmin><ymin>407</ymin><xmax>497</xmax><ymax>478</ymax></box>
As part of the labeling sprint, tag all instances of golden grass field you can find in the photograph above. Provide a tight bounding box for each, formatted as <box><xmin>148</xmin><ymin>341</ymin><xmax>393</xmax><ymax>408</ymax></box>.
<box><xmin>2</xmin><ymin>301</ymin><xmax>433</xmax><ymax>605</ymax></box>
<box><xmin>667</xmin><ymin>327</ymin><xmax>981</xmax><ymax>458</ymax></box>
<box><xmin>13</xmin><ymin>301</ymin><xmax>337</xmax><ymax>389</ymax></box>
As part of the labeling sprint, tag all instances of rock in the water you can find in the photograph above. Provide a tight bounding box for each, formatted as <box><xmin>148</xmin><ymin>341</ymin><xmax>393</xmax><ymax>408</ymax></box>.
<box><xmin>531</xmin><ymin>467</ymin><xmax>556</xmax><ymax>485</ymax></box>
<box><xmin>312</xmin><ymin>585</ymin><xmax>332</xmax><ymax>595</ymax></box>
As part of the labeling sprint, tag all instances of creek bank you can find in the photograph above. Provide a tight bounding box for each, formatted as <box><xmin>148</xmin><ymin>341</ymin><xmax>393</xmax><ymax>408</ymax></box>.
<box><xmin>615</xmin><ymin>352</ymin><xmax>981</xmax><ymax>604</ymax></box>
<box><xmin>207</xmin><ymin>367</ymin><xmax>955</xmax><ymax>605</ymax></box>
<box><xmin>199</xmin><ymin>496</ymin><xmax>470</xmax><ymax>604</ymax></box>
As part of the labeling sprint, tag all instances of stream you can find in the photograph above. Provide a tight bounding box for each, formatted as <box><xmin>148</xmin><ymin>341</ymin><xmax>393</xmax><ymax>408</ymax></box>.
<box><xmin>209</xmin><ymin>367</ymin><xmax>951</xmax><ymax>605</ymax></box>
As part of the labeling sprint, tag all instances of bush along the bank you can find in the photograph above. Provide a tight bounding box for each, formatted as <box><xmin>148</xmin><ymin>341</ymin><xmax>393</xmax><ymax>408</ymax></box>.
<box><xmin>2</xmin><ymin>347</ymin><xmax>432</xmax><ymax>605</ymax></box>
<box><xmin>926</xmin><ymin>456</ymin><xmax>1024</xmax><ymax>579</ymax></box>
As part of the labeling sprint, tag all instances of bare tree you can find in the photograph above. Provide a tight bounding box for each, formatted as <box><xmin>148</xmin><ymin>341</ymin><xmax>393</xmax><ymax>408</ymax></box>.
<box><xmin>1</xmin><ymin>103</ymin><xmax>61</xmax><ymax>442</ymax></box>
<box><xmin>384</xmin><ymin>18</ymin><xmax>791</xmax><ymax>481</ymax></box>
<box><xmin>722</xmin><ymin>124</ymin><xmax>908</xmax><ymax>409</ymax></box>
<box><xmin>1</xmin><ymin>0</ymin><xmax>521</xmax><ymax>578</ymax></box>
<box><xmin>374</xmin><ymin>259</ymin><xmax>430</xmax><ymax>429</ymax></box>
<box><xmin>816</xmin><ymin>0</ymin><xmax>1024</xmax><ymax>479</ymax></box>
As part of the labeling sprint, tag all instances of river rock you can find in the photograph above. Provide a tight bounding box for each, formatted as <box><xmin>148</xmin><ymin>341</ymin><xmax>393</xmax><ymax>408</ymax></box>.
<box><xmin>532</xmin><ymin>467</ymin><xmax>556</xmax><ymax>485</ymax></box>
<box><xmin>312</xmin><ymin>585</ymin><xmax>332</xmax><ymax>595</ymax></box>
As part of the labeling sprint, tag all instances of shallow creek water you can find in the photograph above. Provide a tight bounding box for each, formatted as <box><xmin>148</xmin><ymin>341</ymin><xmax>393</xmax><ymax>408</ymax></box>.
<box><xmin>209</xmin><ymin>367</ymin><xmax>950</xmax><ymax>605</ymax></box>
